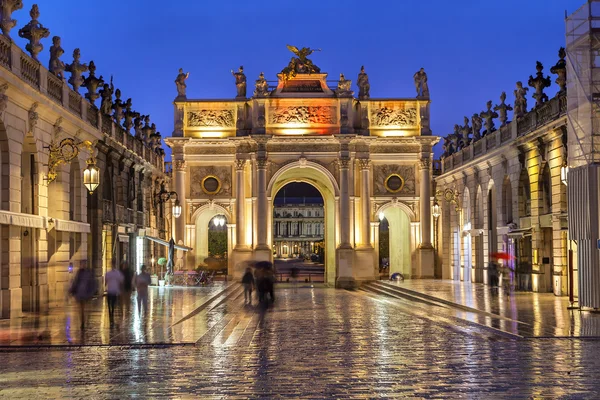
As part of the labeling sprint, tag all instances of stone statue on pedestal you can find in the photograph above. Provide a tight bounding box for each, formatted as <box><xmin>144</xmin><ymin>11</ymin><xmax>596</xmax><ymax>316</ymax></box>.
<box><xmin>513</xmin><ymin>81</ymin><xmax>529</xmax><ymax>119</ymax></box>
<box><xmin>441</xmin><ymin>136</ymin><xmax>450</xmax><ymax>157</ymax></box>
<box><xmin>528</xmin><ymin>61</ymin><xmax>551</xmax><ymax>107</ymax></box>
<box><xmin>413</xmin><ymin>68</ymin><xmax>429</xmax><ymax>98</ymax></box>
<box><xmin>471</xmin><ymin>113</ymin><xmax>483</xmax><ymax>141</ymax></box>
<box><xmin>49</xmin><ymin>36</ymin><xmax>65</xmax><ymax>79</ymax></box>
<box><xmin>0</xmin><ymin>0</ymin><xmax>23</xmax><ymax>38</ymax></box>
<box><xmin>65</xmin><ymin>48</ymin><xmax>88</xmax><ymax>93</ymax></box>
<box><xmin>449</xmin><ymin>132</ymin><xmax>459</xmax><ymax>153</ymax></box>
<box><xmin>175</xmin><ymin>68</ymin><xmax>189</xmax><ymax>99</ymax></box>
<box><xmin>460</xmin><ymin>116</ymin><xmax>472</xmax><ymax>147</ymax></box>
<box><xmin>480</xmin><ymin>100</ymin><xmax>498</xmax><ymax>135</ymax></box>
<box><xmin>550</xmin><ymin>47</ymin><xmax>567</xmax><ymax>96</ymax></box>
<box><xmin>335</xmin><ymin>73</ymin><xmax>353</xmax><ymax>97</ymax></box>
<box><xmin>253</xmin><ymin>72</ymin><xmax>269</xmax><ymax>97</ymax></box>
<box><xmin>231</xmin><ymin>66</ymin><xmax>246</xmax><ymax>98</ymax></box>
<box><xmin>142</xmin><ymin>115</ymin><xmax>152</xmax><ymax>144</ymax></box>
<box><xmin>99</xmin><ymin>76</ymin><xmax>114</xmax><ymax>115</ymax></box>
<box><xmin>493</xmin><ymin>91</ymin><xmax>513</xmax><ymax>127</ymax></box>
<box><xmin>133</xmin><ymin>115</ymin><xmax>143</xmax><ymax>139</ymax></box>
<box><xmin>357</xmin><ymin>66</ymin><xmax>370</xmax><ymax>100</ymax></box>
<box><xmin>82</xmin><ymin>60</ymin><xmax>104</xmax><ymax>104</ymax></box>
<box><xmin>453</xmin><ymin>124</ymin><xmax>465</xmax><ymax>149</ymax></box>
<box><xmin>112</xmin><ymin>89</ymin><xmax>124</xmax><ymax>125</ymax></box>
<box><xmin>18</xmin><ymin>4</ymin><xmax>49</xmax><ymax>61</ymax></box>
<box><xmin>123</xmin><ymin>98</ymin><xmax>139</xmax><ymax>132</ymax></box>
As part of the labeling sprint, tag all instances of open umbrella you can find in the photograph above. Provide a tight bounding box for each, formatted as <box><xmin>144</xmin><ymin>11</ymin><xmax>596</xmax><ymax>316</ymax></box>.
<box><xmin>490</xmin><ymin>252</ymin><xmax>514</xmax><ymax>261</ymax></box>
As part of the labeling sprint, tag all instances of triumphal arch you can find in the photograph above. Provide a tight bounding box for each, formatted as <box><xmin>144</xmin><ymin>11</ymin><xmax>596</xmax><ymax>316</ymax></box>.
<box><xmin>165</xmin><ymin>46</ymin><xmax>439</xmax><ymax>287</ymax></box>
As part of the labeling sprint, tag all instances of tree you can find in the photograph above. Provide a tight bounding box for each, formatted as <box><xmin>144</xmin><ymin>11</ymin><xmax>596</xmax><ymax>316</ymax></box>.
<box><xmin>208</xmin><ymin>230</ymin><xmax>227</xmax><ymax>258</ymax></box>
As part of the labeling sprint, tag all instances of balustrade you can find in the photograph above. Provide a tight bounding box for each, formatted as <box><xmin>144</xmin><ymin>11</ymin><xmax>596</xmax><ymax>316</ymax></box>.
<box><xmin>20</xmin><ymin>55</ymin><xmax>39</xmax><ymax>88</ymax></box>
<box><xmin>47</xmin><ymin>73</ymin><xmax>62</xmax><ymax>103</ymax></box>
<box><xmin>87</xmin><ymin>104</ymin><xmax>98</xmax><ymax>127</ymax></box>
<box><xmin>68</xmin><ymin>91</ymin><xmax>81</xmax><ymax>114</ymax></box>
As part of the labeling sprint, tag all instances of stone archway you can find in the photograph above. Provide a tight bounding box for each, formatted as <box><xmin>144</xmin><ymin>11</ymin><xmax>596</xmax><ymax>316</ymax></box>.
<box><xmin>377</xmin><ymin>201</ymin><xmax>415</xmax><ymax>278</ymax></box>
<box><xmin>267</xmin><ymin>161</ymin><xmax>339</xmax><ymax>285</ymax></box>
<box><xmin>190</xmin><ymin>203</ymin><xmax>233</xmax><ymax>271</ymax></box>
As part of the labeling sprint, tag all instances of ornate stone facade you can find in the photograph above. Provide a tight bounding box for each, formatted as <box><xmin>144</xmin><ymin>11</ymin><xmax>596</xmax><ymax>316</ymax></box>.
<box><xmin>165</xmin><ymin>49</ymin><xmax>438</xmax><ymax>288</ymax></box>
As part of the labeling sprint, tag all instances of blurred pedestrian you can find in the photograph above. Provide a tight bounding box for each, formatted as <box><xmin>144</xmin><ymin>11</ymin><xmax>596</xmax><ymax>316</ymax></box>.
<box><xmin>133</xmin><ymin>264</ymin><xmax>151</xmax><ymax>315</ymax></box>
<box><xmin>105</xmin><ymin>260</ymin><xmax>124</xmax><ymax>327</ymax></box>
<box><xmin>264</xmin><ymin>262</ymin><xmax>275</xmax><ymax>303</ymax></box>
<box><xmin>120</xmin><ymin>261</ymin><xmax>133</xmax><ymax>314</ymax></box>
<box><xmin>69</xmin><ymin>261</ymin><xmax>97</xmax><ymax>330</ymax></box>
<box><xmin>254</xmin><ymin>262</ymin><xmax>266</xmax><ymax>303</ymax></box>
<box><xmin>242</xmin><ymin>267</ymin><xmax>255</xmax><ymax>304</ymax></box>
<box><xmin>290</xmin><ymin>266</ymin><xmax>299</xmax><ymax>292</ymax></box>
<box><xmin>489</xmin><ymin>257</ymin><xmax>499</xmax><ymax>288</ymax></box>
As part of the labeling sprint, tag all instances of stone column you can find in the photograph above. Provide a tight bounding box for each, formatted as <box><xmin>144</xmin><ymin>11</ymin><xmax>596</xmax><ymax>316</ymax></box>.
<box><xmin>358</xmin><ymin>158</ymin><xmax>371</xmax><ymax>247</ymax></box>
<box><xmin>174</xmin><ymin>160</ymin><xmax>186</xmax><ymax>246</ymax></box>
<box><xmin>419</xmin><ymin>157</ymin><xmax>432</xmax><ymax>248</ymax></box>
<box><xmin>255</xmin><ymin>157</ymin><xmax>270</xmax><ymax>257</ymax></box>
<box><xmin>416</xmin><ymin>155</ymin><xmax>435</xmax><ymax>278</ymax></box>
<box><xmin>234</xmin><ymin>158</ymin><xmax>247</xmax><ymax>249</ymax></box>
<box><xmin>339</xmin><ymin>158</ymin><xmax>352</xmax><ymax>248</ymax></box>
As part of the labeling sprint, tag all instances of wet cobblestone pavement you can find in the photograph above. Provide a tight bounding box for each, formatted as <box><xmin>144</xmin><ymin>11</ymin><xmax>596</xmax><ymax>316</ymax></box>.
<box><xmin>1</xmin><ymin>286</ymin><xmax>600</xmax><ymax>398</ymax></box>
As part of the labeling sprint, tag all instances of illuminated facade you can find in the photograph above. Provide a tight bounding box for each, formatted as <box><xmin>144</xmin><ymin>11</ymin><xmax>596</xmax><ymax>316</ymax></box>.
<box><xmin>436</xmin><ymin>56</ymin><xmax>569</xmax><ymax>295</ymax></box>
<box><xmin>165</xmin><ymin>54</ymin><xmax>439</xmax><ymax>288</ymax></box>
<box><xmin>0</xmin><ymin>4</ymin><xmax>168</xmax><ymax>318</ymax></box>
<box><xmin>273</xmin><ymin>198</ymin><xmax>324</xmax><ymax>258</ymax></box>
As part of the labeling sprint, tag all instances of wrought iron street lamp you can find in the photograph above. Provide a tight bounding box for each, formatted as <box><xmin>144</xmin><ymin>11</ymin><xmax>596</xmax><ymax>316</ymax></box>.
<box><xmin>154</xmin><ymin>183</ymin><xmax>181</xmax><ymax>219</ymax></box>
<box><xmin>83</xmin><ymin>158</ymin><xmax>100</xmax><ymax>194</ymax></box>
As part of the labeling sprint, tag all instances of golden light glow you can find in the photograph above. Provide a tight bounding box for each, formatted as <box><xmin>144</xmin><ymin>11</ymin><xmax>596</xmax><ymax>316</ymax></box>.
<box><xmin>381</xmin><ymin>130</ymin><xmax>411</xmax><ymax>137</ymax></box>
<box><xmin>199</xmin><ymin>131</ymin><xmax>226</xmax><ymax>138</ymax></box>
<box><xmin>283</xmin><ymin>128</ymin><xmax>310</xmax><ymax>135</ymax></box>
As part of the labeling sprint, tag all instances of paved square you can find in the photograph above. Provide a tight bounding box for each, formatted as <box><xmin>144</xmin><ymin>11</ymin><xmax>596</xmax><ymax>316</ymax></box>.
<box><xmin>1</xmin><ymin>286</ymin><xmax>599</xmax><ymax>398</ymax></box>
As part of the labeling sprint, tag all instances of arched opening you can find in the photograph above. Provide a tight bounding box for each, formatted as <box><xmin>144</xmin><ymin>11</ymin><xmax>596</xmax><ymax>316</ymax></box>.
<box><xmin>21</xmin><ymin>133</ymin><xmax>39</xmax><ymax>312</ymax></box>
<box><xmin>193</xmin><ymin>205</ymin><xmax>231</xmax><ymax>272</ymax></box>
<box><xmin>462</xmin><ymin>189</ymin><xmax>472</xmax><ymax>282</ymax></box>
<box><xmin>539</xmin><ymin>163</ymin><xmax>553</xmax><ymax>291</ymax></box>
<box><xmin>502</xmin><ymin>176</ymin><xmax>513</xmax><ymax>224</ymax></box>
<box><xmin>487</xmin><ymin>182</ymin><xmax>498</xmax><ymax>281</ymax></box>
<box><xmin>268</xmin><ymin>163</ymin><xmax>338</xmax><ymax>285</ymax></box>
<box><xmin>473</xmin><ymin>185</ymin><xmax>485</xmax><ymax>282</ymax></box>
<box><xmin>516</xmin><ymin>168</ymin><xmax>532</xmax><ymax>290</ymax></box>
<box><xmin>273</xmin><ymin>182</ymin><xmax>324</xmax><ymax>283</ymax></box>
<box><xmin>378</xmin><ymin>206</ymin><xmax>412</xmax><ymax>278</ymax></box>
<box><xmin>69</xmin><ymin>158</ymin><xmax>82</xmax><ymax>267</ymax></box>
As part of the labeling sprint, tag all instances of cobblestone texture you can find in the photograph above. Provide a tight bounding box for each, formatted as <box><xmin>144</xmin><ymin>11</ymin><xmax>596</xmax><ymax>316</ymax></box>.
<box><xmin>1</xmin><ymin>287</ymin><xmax>600</xmax><ymax>398</ymax></box>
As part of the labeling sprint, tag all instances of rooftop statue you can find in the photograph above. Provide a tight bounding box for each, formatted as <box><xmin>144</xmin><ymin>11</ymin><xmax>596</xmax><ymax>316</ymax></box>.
<box><xmin>231</xmin><ymin>66</ymin><xmax>246</xmax><ymax>98</ymax></box>
<box><xmin>18</xmin><ymin>4</ymin><xmax>49</xmax><ymax>61</ymax></box>
<box><xmin>175</xmin><ymin>68</ymin><xmax>189</xmax><ymax>99</ymax></box>
<box><xmin>460</xmin><ymin>116</ymin><xmax>472</xmax><ymax>147</ymax></box>
<box><xmin>471</xmin><ymin>113</ymin><xmax>483</xmax><ymax>141</ymax></box>
<box><xmin>528</xmin><ymin>61</ymin><xmax>551</xmax><ymax>107</ymax></box>
<box><xmin>335</xmin><ymin>73</ymin><xmax>353</xmax><ymax>97</ymax></box>
<box><xmin>253</xmin><ymin>72</ymin><xmax>269</xmax><ymax>97</ymax></box>
<box><xmin>493</xmin><ymin>91</ymin><xmax>513</xmax><ymax>127</ymax></box>
<box><xmin>123</xmin><ymin>98</ymin><xmax>139</xmax><ymax>132</ymax></box>
<box><xmin>357</xmin><ymin>66</ymin><xmax>370</xmax><ymax>100</ymax></box>
<box><xmin>0</xmin><ymin>0</ymin><xmax>23</xmax><ymax>38</ymax></box>
<box><xmin>133</xmin><ymin>114</ymin><xmax>143</xmax><ymax>139</ymax></box>
<box><xmin>65</xmin><ymin>48</ymin><xmax>88</xmax><ymax>93</ymax></box>
<box><xmin>513</xmin><ymin>81</ymin><xmax>529</xmax><ymax>119</ymax></box>
<box><xmin>413</xmin><ymin>67</ymin><xmax>429</xmax><ymax>98</ymax></box>
<box><xmin>49</xmin><ymin>36</ymin><xmax>65</xmax><ymax>80</ymax></box>
<box><xmin>82</xmin><ymin>60</ymin><xmax>104</xmax><ymax>105</ymax></box>
<box><xmin>99</xmin><ymin>76</ymin><xmax>114</xmax><ymax>115</ymax></box>
<box><xmin>112</xmin><ymin>88</ymin><xmax>124</xmax><ymax>125</ymax></box>
<box><xmin>550</xmin><ymin>47</ymin><xmax>567</xmax><ymax>96</ymax></box>
<box><xmin>480</xmin><ymin>100</ymin><xmax>498</xmax><ymax>135</ymax></box>
<box><xmin>281</xmin><ymin>45</ymin><xmax>321</xmax><ymax>80</ymax></box>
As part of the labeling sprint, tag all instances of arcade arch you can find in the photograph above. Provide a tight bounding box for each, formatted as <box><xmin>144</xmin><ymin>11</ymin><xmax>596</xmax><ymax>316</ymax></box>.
<box><xmin>191</xmin><ymin>204</ymin><xmax>232</xmax><ymax>269</ymax></box>
<box><xmin>377</xmin><ymin>203</ymin><xmax>413</xmax><ymax>278</ymax></box>
<box><xmin>267</xmin><ymin>162</ymin><xmax>338</xmax><ymax>285</ymax></box>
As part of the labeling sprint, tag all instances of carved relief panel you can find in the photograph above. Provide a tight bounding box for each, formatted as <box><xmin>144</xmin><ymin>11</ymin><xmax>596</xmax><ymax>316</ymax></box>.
<box><xmin>187</xmin><ymin>110</ymin><xmax>235</xmax><ymax>127</ymax></box>
<box><xmin>190</xmin><ymin>166</ymin><xmax>232</xmax><ymax>198</ymax></box>
<box><xmin>373</xmin><ymin>164</ymin><xmax>416</xmax><ymax>195</ymax></box>
<box><xmin>268</xmin><ymin>106</ymin><xmax>337</xmax><ymax>125</ymax></box>
<box><xmin>367</xmin><ymin>100</ymin><xmax>422</xmax><ymax>136</ymax></box>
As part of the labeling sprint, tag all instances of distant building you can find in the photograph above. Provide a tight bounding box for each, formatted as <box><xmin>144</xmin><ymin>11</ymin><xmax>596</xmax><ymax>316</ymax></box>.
<box><xmin>273</xmin><ymin>197</ymin><xmax>324</xmax><ymax>258</ymax></box>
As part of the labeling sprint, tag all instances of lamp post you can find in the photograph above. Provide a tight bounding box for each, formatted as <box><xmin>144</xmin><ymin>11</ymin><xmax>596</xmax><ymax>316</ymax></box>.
<box><xmin>154</xmin><ymin>183</ymin><xmax>181</xmax><ymax>219</ymax></box>
<box><xmin>83</xmin><ymin>157</ymin><xmax>100</xmax><ymax>195</ymax></box>
<box><xmin>432</xmin><ymin>202</ymin><xmax>441</xmax><ymax>277</ymax></box>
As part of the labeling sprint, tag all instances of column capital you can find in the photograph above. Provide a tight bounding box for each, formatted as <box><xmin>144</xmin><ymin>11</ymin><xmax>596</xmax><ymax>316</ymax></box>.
<box><xmin>173</xmin><ymin>159</ymin><xmax>186</xmax><ymax>171</ymax></box>
<box><xmin>235</xmin><ymin>158</ymin><xmax>247</xmax><ymax>170</ymax></box>
<box><xmin>358</xmin><ymin>158</ymin><xmax>371</xmax><ymax>170</ymax></box>
<box><xmin>339</xmin><ymin>158</ymin><xmax>351</xmax><ymax>170</ymax></box>
<box><xmin>256</xmin><ymin>158</ymin><xmax>268</xmax><ymax>169</ymax></box>
<box><xmin>419</xmin><ymin>157</ymin><xmax>431</xmax><ymax>170</ymax></box>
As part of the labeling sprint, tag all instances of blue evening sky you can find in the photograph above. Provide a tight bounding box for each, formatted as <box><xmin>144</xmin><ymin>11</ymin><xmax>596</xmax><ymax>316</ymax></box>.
<box><xmin>20</xmin><ymin>0</ymin><xmax>584</xmax><ymax>159</ymax></box>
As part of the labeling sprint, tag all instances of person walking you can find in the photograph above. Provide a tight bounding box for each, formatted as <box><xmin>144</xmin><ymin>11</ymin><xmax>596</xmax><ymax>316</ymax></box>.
<box><xmin>133</xmin><ymin>264</ymin><xmax>152</xmax><ymax>315</ymax></box>
<box><xmin>242</xmin><ymin>267</ymin><xmax>255</xmax><ymax>304</ymax></box>
<box><xmin>105</xmin><ymin>260</ymin><xmax>124</xmax><ymax>327</ymax></box>
<box><xmin>120</xmin><ymin>261</ymin><xmax>133</xmax><ymax>314</ymax></box>
<box><xmin>290</xmin><ymin>266</ymin><xmax>299</xmax><ymax>293</ymax></box>
<box><xmin>69</xmin><ymin>262</ymin><xmax>97</xmax><ymax>330</ymax></box>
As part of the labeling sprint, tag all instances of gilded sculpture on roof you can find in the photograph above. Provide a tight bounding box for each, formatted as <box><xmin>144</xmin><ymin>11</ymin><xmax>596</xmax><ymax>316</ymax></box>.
<box><xmin>281</xmin><ymin>45</ymin><xmax>321</xmax><ymax>80</ymax></box>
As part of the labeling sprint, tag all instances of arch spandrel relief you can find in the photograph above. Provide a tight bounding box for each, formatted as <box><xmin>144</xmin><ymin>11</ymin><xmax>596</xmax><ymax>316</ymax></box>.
<box><xmin>374</xmin><ymin>164</ymin><xmax>416</xmax><ymax>196</ymax></box>
<box><xmin>190</xmin><ymin>165</ymin><xmax>232</xmax><ymax>198</ymax></box>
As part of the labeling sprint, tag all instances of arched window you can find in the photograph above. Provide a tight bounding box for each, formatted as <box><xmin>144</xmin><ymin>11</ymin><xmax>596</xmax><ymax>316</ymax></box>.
<box><xmin>137</xmin><ymin>171</ymin><xmax>144</xmax><ymax>212</ymax></box>
<box><xmin>518</xmin><ymin>169</ymin><xmax>531</xmax><ymax>217</ymax></box>
<box><xmin>541</xmin><ymin>164</ymin><xmax>552</xmax><ymax>215</ymax></box>
<box><xmin>103</xmin><ymin>161</ymin><xmax>113</xmax><ymax>201</ymax></box>
<box><xmin>69</xmin><ymin>160</ymin><xmax>82</xmax><ymax>221</ymax></box>
<box><xmin>502</xmin><ymin>176</ymin><xmax>513</xmax><ymax>224</ymax></box>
